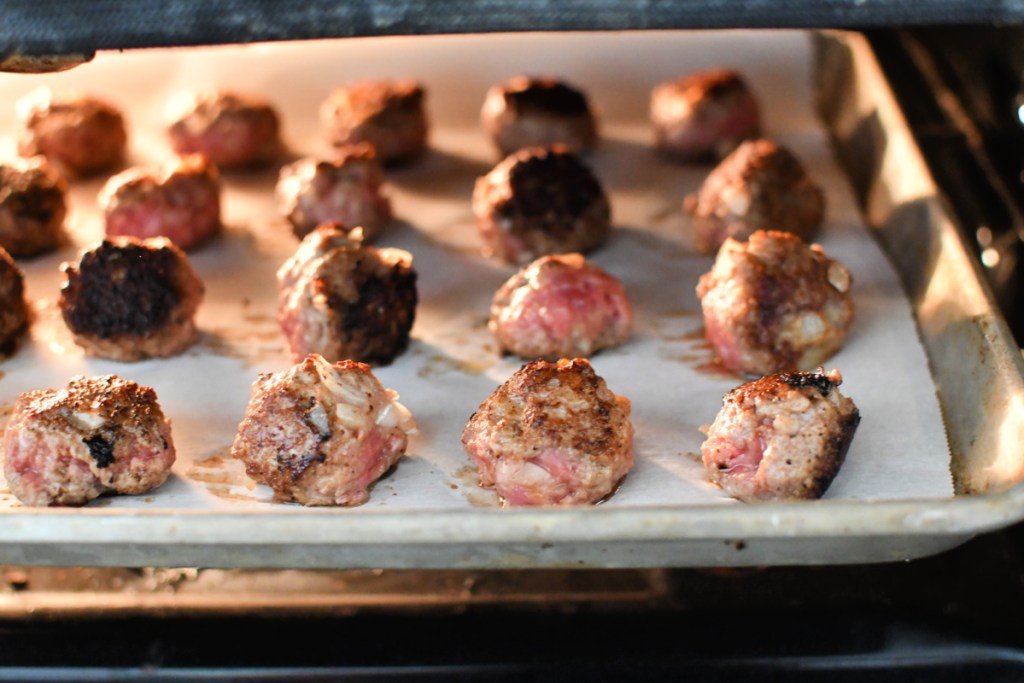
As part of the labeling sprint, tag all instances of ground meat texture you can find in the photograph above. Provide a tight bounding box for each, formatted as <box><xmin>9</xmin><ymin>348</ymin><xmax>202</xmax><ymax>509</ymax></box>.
<box><xmin>461</xmin><ymin>358</ymin><xmax>634</xmax><ymax>506</ymax></box>
<box><xmin>700</xmin><ymin>368</ymin><xmax>860</xmax><ymax>502</ymax></box>
<box><xmin>0</xmin><ymin>156</ymin><xmax>67</xmax><ymax>257</ymax></box>
<box><xmin>101</xmin><ymin>154</ymin><xmax>222</xmax><ymax>251</ymax></box>
<box><xmin>231</xmin><ymin>353</ymin><xmax>416</xmax><ymax>506</ymax></box>
<box><xmin>472</xmin><ymin>146</ymin><xmax>611</xmax><ymax>265</ymax></box>
<box><xmin>277</xmin><ymin>224</ymin><xmax>417</xmax><ymax>365</ymax></box>
<box><xmin>276</xmin><ymin>145</ymin><xmax>392</xmax><ymax>242</ymax></box>
<box><xmin>320</xmin><ymin>79</ymin><xmax>428</xmax><ymax>165</ymax></box>
<box><xmin>685</xmin><ymin>138</ymin><xmax>825</xmax><ymax>254</ymax></box>
<box><xmin>481</xmin><ymin>76</ymin><xmax>598</xmax><ymax>156</ymax></box>
<box><xmin>2</xmin><ymin>375</ymin><xmax>176</xmax><ymax>507</ymax></box>
<box><xmin>490</xmin><ymin>253</ymin><xmax>632</xmax><ymax>361</ymax></box>
<box><xmin>696</xmin><ymin>230</ymin><xmax>854</xmax><ymax>376</ymax></box>
<box><xmin>651</xmin><ymin>68</ymin><xmax>761</xmax><ymax>162</ymax></box>
<box><xmin>167</xmin><ymin>91</ymin><xmax>283</xmax><ymax>168</ymax></box>
<box><xmin>59</xmin><ymin>236</ymin><xmax>204</xmax><ymax>361</ymax></box>
<box><xmin>0</xmin><ymin>247</ymin><xmax>28</xmax><ymax>356</ymax></box>
<box><xmin>17</xmin><ymin>89</ymin><xmax>127</xmax><ymax>178</ymax></box>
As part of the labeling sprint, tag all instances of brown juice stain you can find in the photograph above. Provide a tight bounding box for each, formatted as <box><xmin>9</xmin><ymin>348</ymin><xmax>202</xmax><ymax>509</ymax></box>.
<box><xmin>418</xmin><ymin>353</ymin><xmax>493</xmax><ymax>379</ymax></box>
<box><xmin>199</xmin><ymin>328</ymin><xmax>286</xmax><ymax>366</ymax></box>
<box><xmin>206</xmin><ymin>484</ymin><xmax>261</xmax><ymax>503</ymax></box>
<box><xmin>452</xmin><ymin>465</ymin><xmax>499</xmax><ymax>508</ymax></box>
<box><xmin>187</xmin><ymin>447</ymin><xmax>257</xmax><ymax>492</ymax></box>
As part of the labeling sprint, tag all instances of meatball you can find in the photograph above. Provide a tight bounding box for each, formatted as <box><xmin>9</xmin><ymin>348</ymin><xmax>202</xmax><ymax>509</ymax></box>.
<box><xmin>0</xmin><ymin>156</ymin><xmax>67</xmax><ymax>257</ymax></box>
<box><xmin>276</xmin><ymin>145</ymin><xmax>392</xmax><ymax>241</ymax></box>
<box><xmin>700</xmin><ymin>368</ymin><xmax>860</xmax><ymax>502</ymax></box>
<box><xmin>650</xmin><ymin>68</ymin><xmax>760</xmax><ymax>162</ymax></box>
<box><xmin>472</xmin><ymin>145</ymin><xmax>611</xmax><ymax>265</ymax></box>
<box><xmin>0</xmin><ymin>247</ymin><xmax>28</xmax><ymax>356</ymax></box>
<box><xmin>100</xmin><ymin>154</ymin><xmax>221</xmax><ymax>251</ymax></box>
<box><xmin>2</xmin><ymin>375</ymin><xmax>176</xmax><ymax>507</ymax></box>
<box><xmin>696</xmin><ymin>230</ymin><xmax>854</xmax><ymax>376</ymax></box>
<box><xmin>167</xmin><ymin>90</ymin><xmax>283</xmax><ymax>169</ymax></box>
<box><xmin>59</xmin><ymin>236</ymin><xmax>205</xmax><ymax>361</ymax></box>
<box><xmin>461</xmin><ymin>358</ymin><xmax>634</xmax><ymax>506</ymax></box>
<box><xmin>231</xmin><ymin>353</ymin><xmax>416</xmax><ymax>506</ymax></box>
<box><xmin>277</xmin><ymin>223</ymin><xmax>417</xmax><ymax>365</ymax></box>
<box><xmin>320</xmin><ymin>79</ymin><xmax>428</xmax><ymax>165</ymax></box>
<box><xmin>17</xmin><ymin>88</ymin><xmax>127</xmax><ymax>178</ymax></box>
<box><xmin>685</xmin><ymin>138</ymin><xmax>825</xmax><ymax>254</ymax></box>
<box><xmin>481</xmin><ymin>76</ymin><xmax>598</xmax><ymax>156</ymax></box>
<box><xmin>490</xmin><ymin>253</ymin><xmax>632</xmax><ymax>361</ymax></box>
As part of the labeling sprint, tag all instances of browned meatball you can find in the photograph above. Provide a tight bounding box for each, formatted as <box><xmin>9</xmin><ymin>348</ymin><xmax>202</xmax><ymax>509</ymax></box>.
<box><xmin>696</xmin><ymin>230</ymin><xmax>854</xmax><ymax>376</ymax></box>
<box><xmin>0</xmin><ymin>247</ymin><xmax>28</xmax><ymax>356</ymax></box>
<box><xmin>277</xmin><ymin>224</ymin><xmax>417</xmax><ymax>365</ymax></box>
<box><xmin>700</xmin><ymin>368</ymin><xmax>860</xmax><ymax>502</ymax></box>
<box><xmin>481</xmin><ymin>76</ymin><xmax>597</xmax><ymax>156</ymax></box>
<box><xmin>168</xmin><ymin>90</ymin><xmax>283</xmax><ymax>168</ymax></box>
<box><xmin>231</xmin><ymin>353</ymin><xmax>416</xmax><ymax>506</ymax></box>
<box><xmin>0</xmin><ymin>156</ymin><xmax>67</xmax><ymax>257</ymax></box>
<box><xmin>490</xmin><ymin>253</ymin><xmax>632</xmax><ymax>360</ymax></box>
<box><xmin>472</xmin><ymin>145</ymin><xmax>611</xmax><ymax>265</ymax></box>
<box><xmin>100</xmin><ymin>154</ymin><xmax>222</xmax><ymax>251</ymax></box>
<box><xmin>685</xmin><ymin>138</ymin><xmax>825</xmax><ymax>254</ymax></box>
<box><xmin>2</xmin><ymin>375</ymin><xmax>176</xmax><ymax>507</ymax></box>
<box><xmin>17</xmin><ymin>89</ymin><xmax>127</xmax><ymax>178</ymax></box>
<box><xmin>320</xmin><ymin>79</ymin><xmax>428</xmax><ymax>165</ymax></box>
<box><xmin>461</xmin><ymin>358</ymin><xmax>634</xmax><ymax>506</ymax></box>
<box><xmin>276</xmin><ymin>145</ymin><xmax>392</xmax><ymax>242</ymax></box>
<box><xmin>651</xmin><ymin>68</ymin><xmax>761</xmax><ymax>162</ymax></box>
<box><xmin>59</xmin><ymin>236</ymin><xmax>205</xmax><ymax>361</ymax></box>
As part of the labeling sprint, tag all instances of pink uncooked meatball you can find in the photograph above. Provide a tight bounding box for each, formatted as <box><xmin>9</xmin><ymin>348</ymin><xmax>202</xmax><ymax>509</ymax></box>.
<box><xmin>168</xmin><ymin>90</ymin><xmax>283</xmax><ymax>168</ymax></box>
<box><xmin>320</xmin><ymin>79</ymin><xmax>428</xmax><ymax>165</ymax></box>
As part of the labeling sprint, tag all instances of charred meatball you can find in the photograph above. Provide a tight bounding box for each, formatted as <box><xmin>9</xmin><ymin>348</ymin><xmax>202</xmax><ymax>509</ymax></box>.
<box><xmin>685</xmin><ymin>138</ymin><xmax>825</xmax><ymax>254</ymax></box>
<box><xmin>0</xmin><ymin>156</ymin><xmax>67</xmax><ymax>257</ymax></box>
<box><xmin>2</xmin><ymin>375</ymin><xmax>176</xmax><ymax>507</ymax></box>
<box><xmin>276</xmin><ymin>145</ymin><xmax>392</xmax><ymax>241</ymax></box>
<box><xmin>60</xmin><ymin>236</ymin><xmax>204</xmax><ymax>361</ymax></box>
<box><xmin>277</xmin><ymin>224</ymin><xmax>417</xmax><ymax>365</ymax></box>
<box><xmin>0</xmin><ymin>247</ymin><xmax>28</xmax><ymax>356</ymax></box>
<box><xmin>168</xmin><ymin>90</ymin><xmax>283</xmax><ymax>168</ymax></box>
<box><xmin>490</xmin><ymin>253</ymin><xmax>632</xmax><ymax>361</ymax></box>
<box><xmin>17</xmin><ymin>88</ymin><xmax>127</xmax><ymax>178</ymax></box>
<box><xmin>100</xmin><ymin>154</ymin><xmax>222</xmax><ymax>251</ymax></box>
<box><xmin>231</xmin><ymin>353</ymin><xmax>416</xmax><ymax>506</ymax></box>
<box><xmin>473</xmin><ymin>145</ymin><xmax>611</xmax><ymax>265</ymax></box>
<box><xmin>700</xmin><ymin>368</ymin><xmax>860</xmax><ymax>502</ymax></box>
<box><xmin>651</xmin><ymin>68</ymin><xmax>760</xmax><ymax>162</ymax></box>
<box><xmin>696</xmin><ymin>230</ymin><xmax>854</xmax><ymax>376</ymax></box>
<box><xmin>461</xmin><ymin>358</ymin><xmax>634</xmax><ymax>506</ymax></box>
<box><xmin>481</xmin><ymin>76</ymin><xmax>598</xmax><ymax>156</ymax></box>
<box><xmin>320</xmin><ymin>79</ymin><xmax>428</xmax><ymax>165</ymax></box>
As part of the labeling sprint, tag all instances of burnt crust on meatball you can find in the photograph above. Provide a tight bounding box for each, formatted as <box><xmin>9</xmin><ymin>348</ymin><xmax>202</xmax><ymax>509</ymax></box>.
<box><xmin>685</xmin><ymin>138</ymin><xmax>825</xmax><ymax>254</ymax></box>
<box><xmin>0</xmin><ymin>247</ymin><xmax>28</xmax><ymax>357</ymax></box>
<box><xmin>461</xmin><ymin>358</ymin><xmax>634</xmax><ymax>506</ymax></box>
<box><xmin>60</xmin><ymin>237</ymin><xmax>204</xmax><ymax>361</ymax></box>
<box><xmin>0</xmin><ymin>156</ymin><xmax>67</xmax><ymax>257</ymax></box>
<box><xmin>473</xmin><ymin>145</ymin><xmax>611</xmax><ymax>264</ymax></box>
<box><xmin>320</xmin><ymin>79</ymin><xmax>428</xmax><ymax>165</ymax></box>
<box><xmin>277</xmin><ymin>224</ymin><xmax>417</xmax><ymax>366</ymax></box>
<box><xmin>700</xmin><ymin>368</ymin><xmax>860</xmax><ymax>502</ymax></box>
<box><xmin>481</xmin><ymin>76</ymin><xmax>598</xmax><ymax>156</ymax></box>
<box><xmin>168</xmin><ymin>90</ymin><xmax>283</xmax><ymax>168</ymax></box>
<box><xmin>2</xmin><ymin>374</ymin><xmax>176</xmax><ymax>507</ymax></box>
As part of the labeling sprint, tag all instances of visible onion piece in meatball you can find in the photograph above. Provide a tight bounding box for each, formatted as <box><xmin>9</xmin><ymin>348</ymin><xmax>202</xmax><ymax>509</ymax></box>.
<box><xmin>461</xmin><ymin>358</ymin><xmax>634</xmax><ymax>506</ymax></box>
<box><xmin>700</xmin><ymin>368</ymin><xmax>860</xmax><ymax>502</ymax></box>
<box><xmin>481</xmin><ymin>75</ymin><xmax>598</xmax><ymax>156</ymax></box>
<box><xmin>473</xmin><ymin>145</ymin><xmax>611</xmax><ymax>265</ymax></box>
<box><xmin>0</xmin><ymin>156</ymin><xmax>67</xmax><ymax>257</ymax></box>
<box><xmin>685</xmin><ymin>138</ymin><xmax>825</xmax><ymax>254</ymax></box>
<box><xmin>59</xmin><ymin>236</ymin><xmax>205</xmax><ymax>361</ymax></box>
<box><xmin>489</xmin><ymin>253</ymin><xmax>632</xmax><ymax>360</ymax></box>
<box><xmin>167</xmin><ymin>90</ymin><xmax>283</xmax><ymax>168</ymax></box>
<box><xmin>277</xmin><ymin>223</ymin><xmax>417</xmax><ymax>365</ymax></box>
<box><xmin>231</xmin><ymin>353</ymin><xmax>416</xmax><ymax>506</ymax></box>
<box><xmin>696</xmin><ymin>229</ymin><xmax>854</xmax><ymax>376</ymax></box>
<box><xmin>320</xmin><ymin>79</ymin><xmax>428</xmax><ymax>165</ymax></box>
<box><xmin>0</xmin><ymin>246</ymin><xmax>28</xmax><ymax>357</ymax></box>
<box><xmin>2</xmin><ymin>375</ymin><xmax>176</xmax><ymax>507</ymax></box>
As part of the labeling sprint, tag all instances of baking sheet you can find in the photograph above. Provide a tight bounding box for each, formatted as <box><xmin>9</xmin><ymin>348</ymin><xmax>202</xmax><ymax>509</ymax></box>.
<box><xmin>0</xmin><ymin>32</ymin><xmax>955</xmax><ymax>543</ymax></box>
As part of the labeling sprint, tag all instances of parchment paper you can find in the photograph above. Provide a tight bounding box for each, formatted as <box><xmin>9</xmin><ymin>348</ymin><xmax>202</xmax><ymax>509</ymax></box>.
<box><xmin>0</xmin><ymin>30</ymin><xmax>952</xmax><ymax>513</ymax></box>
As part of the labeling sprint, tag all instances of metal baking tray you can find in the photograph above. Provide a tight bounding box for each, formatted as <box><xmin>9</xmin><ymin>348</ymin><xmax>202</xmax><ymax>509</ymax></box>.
<box><xmin>0</xmin><ymin>30</ymin><xmax>1020</xmax><ymax>569</ymax></box>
